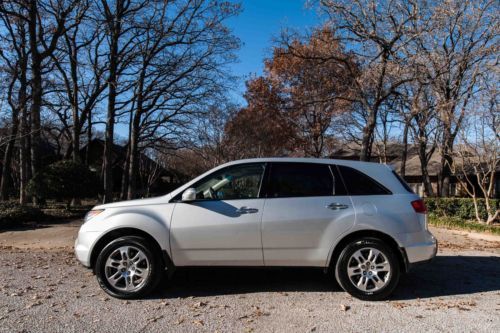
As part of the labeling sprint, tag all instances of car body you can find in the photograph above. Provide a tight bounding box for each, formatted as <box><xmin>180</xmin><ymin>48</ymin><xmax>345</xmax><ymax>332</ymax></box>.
<box><xmin>75</xmin><ymin>158</ymin><xmax>437</xmax><ymax>300</ymax></box>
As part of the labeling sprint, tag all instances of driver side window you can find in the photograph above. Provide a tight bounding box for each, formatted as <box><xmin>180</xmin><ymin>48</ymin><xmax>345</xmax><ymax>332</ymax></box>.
<box><xmin>193</xmin><ymin>163</ymin><xmax>265</xmax><ymax>200</ymax></box>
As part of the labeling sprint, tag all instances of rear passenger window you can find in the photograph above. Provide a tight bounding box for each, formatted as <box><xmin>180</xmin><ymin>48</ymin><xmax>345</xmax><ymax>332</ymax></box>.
<box><xmin>337</xmin><ymin>165</ymin><xmax>391</xmax><ymax>195</ymax></box>
<box><xmin>267</xmin><ymin>163</ymin><xmax>334</xmax><ymax>198</ymax></box>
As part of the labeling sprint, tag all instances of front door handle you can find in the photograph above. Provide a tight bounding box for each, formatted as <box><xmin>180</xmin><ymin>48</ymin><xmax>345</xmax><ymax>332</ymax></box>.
<box><xmin>326</xmin><ymin>203</ymin><xmax>349</xmax><ymax>210</ymax></box>
<box><xmin>236</xmin><ymin>206</ymin><xmax>259</xmax><ymax>214</ymax></box>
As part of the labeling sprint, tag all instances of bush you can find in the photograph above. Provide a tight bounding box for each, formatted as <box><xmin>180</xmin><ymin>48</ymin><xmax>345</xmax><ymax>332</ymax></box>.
<box><xmin>27</xmin><ymin>160</ymin><xmax>100</xmax><ymax>206</ymax></box>
<box><xmin>425</xmin><ymin>197</ymin><xmax>499</xmax><ymax>222</ymax></box>
<box><xmin>429</xmin><ymin>216</ymin><xmax>500</xmax><ymax>235</ymax></box>
<box><xmin>0</xmin><ymin>201</ymin><xmax>45</xmax><ymax>229</ymax></box>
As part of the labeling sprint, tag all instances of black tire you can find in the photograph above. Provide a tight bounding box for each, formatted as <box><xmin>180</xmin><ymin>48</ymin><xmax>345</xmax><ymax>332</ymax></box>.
<box><xmin>335</xmin><ymin>237</ymin><xmax>400</xmax><ymax>301</ymax></box>
<box><xmin>95</xmin><ymin>236</ymin><xmax>163</xmax><ymax>299</ymax></box>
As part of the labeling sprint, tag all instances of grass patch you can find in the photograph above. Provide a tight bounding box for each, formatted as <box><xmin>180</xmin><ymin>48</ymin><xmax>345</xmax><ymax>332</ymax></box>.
<box><xmin>429</xmin><ymin>216</ymin><xmax>500</xmax><ymax>236</ymax></box>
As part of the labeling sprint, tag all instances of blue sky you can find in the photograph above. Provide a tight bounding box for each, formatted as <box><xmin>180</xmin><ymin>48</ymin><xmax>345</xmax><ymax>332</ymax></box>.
<box><xmin>226</xmin><ymin>0</ymin><xmax>319</xmax><ymax>102</ymax></box>
<box><xmin>115</xmin><ymin>1</ymin><xmax>319</xmax><ymax>139</ymax></box>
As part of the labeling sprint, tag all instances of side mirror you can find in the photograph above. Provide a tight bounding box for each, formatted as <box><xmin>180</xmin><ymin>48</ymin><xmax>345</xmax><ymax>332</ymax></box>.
<box><xmin>181</xmin><ymin>188</ymin><xmax>196</xmax><ymax>202</ymax></box>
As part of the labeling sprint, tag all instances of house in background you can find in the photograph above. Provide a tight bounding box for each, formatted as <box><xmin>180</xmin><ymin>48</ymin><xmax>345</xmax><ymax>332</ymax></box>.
<box><xmin>80</xmin><ymin>139</ymin><xmax>187</xmax><ymax>197</ymax></box>
<box><xmin>330</xmin><ymin>142</ymin><xmax>500</xmax><ymax>198</ymax></box>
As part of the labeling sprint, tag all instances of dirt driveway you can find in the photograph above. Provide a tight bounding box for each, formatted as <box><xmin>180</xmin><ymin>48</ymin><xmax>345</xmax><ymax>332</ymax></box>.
<box><xmin>0</xmin><ymin>223</ymin><xmax>499</xmax><ymax>333</ymax></box>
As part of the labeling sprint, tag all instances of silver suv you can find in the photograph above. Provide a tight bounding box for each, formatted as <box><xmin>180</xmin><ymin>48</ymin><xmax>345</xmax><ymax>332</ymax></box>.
<box><xmin>75</xmin><ymin>158</ymin><xmax>437</xmax><ymax>301</ymax></box>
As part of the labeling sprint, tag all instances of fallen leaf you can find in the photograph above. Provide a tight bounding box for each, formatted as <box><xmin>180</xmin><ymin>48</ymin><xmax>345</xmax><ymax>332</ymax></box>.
<box><xmin>340</xmin><ymin>304</ymin><xmax>350</xmax><ymax>311</ymax></box>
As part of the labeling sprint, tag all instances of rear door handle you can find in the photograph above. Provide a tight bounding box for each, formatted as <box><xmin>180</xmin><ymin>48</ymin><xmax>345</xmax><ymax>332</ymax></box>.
<box><xmin>236</xmin><ymin>206</ymin><xmax>259</xmax><ymax>214</ymax></box>
<box><xmin>327</xmin><ymin>203</ymin><xmax>349</xmax><ymax>210</ymax></box>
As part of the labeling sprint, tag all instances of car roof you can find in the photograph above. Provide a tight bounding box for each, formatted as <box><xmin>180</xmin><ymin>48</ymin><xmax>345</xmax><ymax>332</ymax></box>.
<box><xmin>219</xmin><ymin>157</ymin><xmax>392</xmax><ymax>170</ymax></box>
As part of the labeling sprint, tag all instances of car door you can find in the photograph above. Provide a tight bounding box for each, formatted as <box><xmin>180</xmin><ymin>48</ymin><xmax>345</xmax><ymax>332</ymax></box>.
<box><xmin>261</xmin><ymin>162</ymin><xmax>355</xmax><ymax>267</ymax></box>
<box><xmin>170</xmin><ymin>163</ymin><xmax>266</xmax><ymax>266</ymax></box>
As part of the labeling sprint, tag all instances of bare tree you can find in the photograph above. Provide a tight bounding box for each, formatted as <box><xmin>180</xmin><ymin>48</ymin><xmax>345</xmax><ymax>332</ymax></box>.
<box><xmin>414</xmin><ymin>0</ymin><xmax>499</xmax><ymax>196</ymax></box>
<box><xmin>194</xmin><ymin>102</ymin><xmax>236</xmax><ymax>168</ymax></box>
<box><xmin>0</xmin><ymin>8</ymin><xmax>30</xmax><ymax>203</ymax></box>
<box><xmin>315</xmin><ymin>0</ymin><xmax>420</xmax><ymax>161</ymax></box>
<box><xmin>406</xmin><ymin>81</ymin><xmax>439</xmax><ymax>196</ymax></box>
<box><xmin>124</xmin><ymin>0</ymin><xmax>240</xmax><ymax>199</ymax></box>
<box><xmin>49</xmin><ymin>1</ymin><xmax>108</xmax><ymax>163</ymax></box>
<box><xmin>1</xmin><ymin>0</ymin><xmax>84</xmax><ymax>204</ymax></box>
<box><xmin>99</xmin><ymin>0</ymin><xmax>148</xmax><ymax>203</ymax></box>
<box><xmin>452</xmin><ymin>102</ymin><xmax>499</xmax><ymax>224</ymax></box>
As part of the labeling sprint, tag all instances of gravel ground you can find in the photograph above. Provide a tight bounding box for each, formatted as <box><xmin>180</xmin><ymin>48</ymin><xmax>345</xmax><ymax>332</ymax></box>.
<box><xmin>0</xmin><ymin>225</ymin><xmax>499</xmax><ymax>333</ymax></box>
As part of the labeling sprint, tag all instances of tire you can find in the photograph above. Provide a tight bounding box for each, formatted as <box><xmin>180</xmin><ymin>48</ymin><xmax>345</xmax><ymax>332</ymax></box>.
<box><xmin>95</xmin><ymin>236</ymin><xmax>163</xmax><ymax>299</ymax></box>
<box><xmin>335</xmin><ymin>237</ymin><xmax>400</xmax><ymax>301</ymax></box>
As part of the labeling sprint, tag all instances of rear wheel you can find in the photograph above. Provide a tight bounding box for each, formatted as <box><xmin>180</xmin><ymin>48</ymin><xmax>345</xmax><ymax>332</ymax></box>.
<box><xmin>335</xmin><ymin>238</ymin><xmax>400</xmax><ymax>301</ymax></box>
<box><xmin>95</xmin><ymin>236</ymin><xmax>163</xmax><ymax>299</ymax></box>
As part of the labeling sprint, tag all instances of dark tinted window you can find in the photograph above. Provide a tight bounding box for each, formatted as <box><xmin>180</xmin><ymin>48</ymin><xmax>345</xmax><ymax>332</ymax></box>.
<box><xmin>267</xmin><ymin>163</ymin><xmax>334</xmax><ymax>198</ymax></box>
<box><xmin>337</xmin><ymin>165</ymin><xmax>391</xmax><ymax>195</ymax></box>
<box><xmin>392</xmin><ymin>170</ymin><xmax>414</xmax><ymax>193</ymax></box>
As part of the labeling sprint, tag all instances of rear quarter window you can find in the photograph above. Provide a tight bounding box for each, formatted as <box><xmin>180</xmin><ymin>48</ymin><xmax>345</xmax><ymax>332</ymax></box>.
<box><xmin>391</xmin><ymin>170</ymin><xmax>414</xmax><ymax>193</ymax></box>
<box><xmin>337</xmin><ymin>165</ymin><xmax>391</xmax><ymax>195</ymax></box>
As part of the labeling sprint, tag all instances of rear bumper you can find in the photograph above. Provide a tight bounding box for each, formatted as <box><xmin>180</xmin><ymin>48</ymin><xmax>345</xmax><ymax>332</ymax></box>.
<box><xmin>405</xmin><ymin>238</ymin><xmax>438</xmax><ymax>263</ymax></box>
<box><xmin>399</xmin><ymin>230</ymin><xmax>438</xmax><ymax>271</ymax></box>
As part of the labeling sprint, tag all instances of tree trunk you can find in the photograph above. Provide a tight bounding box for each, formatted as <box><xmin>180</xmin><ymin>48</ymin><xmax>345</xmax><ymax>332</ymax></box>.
<box><xmin>127</xmin><ymin>112</ymin><xmax>141</xmax><ymax>200</ymax></box>
<box><xmin>28</xmin><ymin>1</ymin><xmax>42</xmax><ymax>205</ymax></box>
<box><xmin>0</xmin><ymin>111</ymin><xmax>19</xmax><ymax>200</ymax></box>
<box><xmin>72</xmin><ymin>119</ymin><xmax>80</xmax><ymax>162</ymax></box>
<box><xmin>70</xmin><ymin>48</ymin><xmax>80</xmax><ymax>163</ymax></box>
<box><xmin>19</xmin><ymin>106</ymin><xmax>28</xmax><ymax>205</ymax></box>
<box><xmin>471</xmin><ymin>196</ymin><xmax>482</xmax><ymax>223</ymax></box>
<box><xmin>102</xmin><ymin>31</ymin><xmax>119</xmax><ymax>203</ymax></box>
<box><xmin>400</xmin><ymin>121</ymin><xmax>409</xmax><ymax>178</ymax></box>
<box><xmin>360</xmin><ymin>107</ymin><xmax>377</xmax><ymax>161</ymax></box>
<box><xmin>102</xmin><ymin>93</ymin><xmax>116</xmax><ymax>203</ymax></box>
<box><xmin>417</xmin><ymin>141</ymin><xmax>434</xmax><ymax>197</ymax></box>
<box><xmin>85</xmin><ymin>108</ymin><xmax>91</xmax><ymax>166</ymax></box>
<box><xmin>439</xmin><ymin>138</ymin><xmax>454</xmax><ymax>197</ymax></box>
<box><xmin>120</xmin><ymin>144</ymin><xmax>130</xmax><ymax>200</ymax></box>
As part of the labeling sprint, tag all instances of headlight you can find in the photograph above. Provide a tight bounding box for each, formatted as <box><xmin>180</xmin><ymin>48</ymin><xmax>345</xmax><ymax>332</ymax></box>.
<box><xmin>84</xmin><ymin>209</ymin><xmax>105</xmax><ymax>222</ymax></box>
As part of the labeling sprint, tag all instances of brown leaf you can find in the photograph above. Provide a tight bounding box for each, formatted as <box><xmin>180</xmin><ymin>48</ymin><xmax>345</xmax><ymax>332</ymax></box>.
<box><xmin>340</xmin><ymin>304</ymin><xmax>350</xmax><ymax>311</ymax></box>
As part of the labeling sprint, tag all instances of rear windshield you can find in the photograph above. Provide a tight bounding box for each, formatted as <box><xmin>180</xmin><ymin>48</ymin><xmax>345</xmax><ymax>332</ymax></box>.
<box><xmin>391</xmin><ymin>170</ymin><xmax>414</xmax><ymax>193</ymax></box>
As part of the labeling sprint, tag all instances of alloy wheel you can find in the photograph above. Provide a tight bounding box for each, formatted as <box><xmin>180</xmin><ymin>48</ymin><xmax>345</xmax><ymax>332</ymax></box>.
<box><xmin>346</xmin><ymin>247</ymin><xmax>391</xmax><ymax>292</ymax></box>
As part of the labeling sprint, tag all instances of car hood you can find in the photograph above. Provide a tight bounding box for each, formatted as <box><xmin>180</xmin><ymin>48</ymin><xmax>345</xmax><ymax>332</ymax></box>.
<box><xmin>94</xmin><ymin>194</ymin><xmax>172</xmax><ymax>210</ymax></box>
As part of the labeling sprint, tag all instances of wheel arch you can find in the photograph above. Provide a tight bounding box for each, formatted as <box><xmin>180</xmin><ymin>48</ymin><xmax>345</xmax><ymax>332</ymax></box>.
<box><xmin>327</xmin><ymin>229</ymin><xmax>409</xmax><ymax>273</ymax></box>
<box><xmin>89</xmin><ymin>227</ymin><xmax>173</xmax><ymax>271</ymax></box>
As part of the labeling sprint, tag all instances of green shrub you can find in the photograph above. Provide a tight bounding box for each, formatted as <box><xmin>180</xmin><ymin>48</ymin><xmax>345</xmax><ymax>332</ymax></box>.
<box><xmin>425</xmin><ymin>197</ymin><xmax>499</xmax><ymax>222</ymax></box>
<box><xmin>0</xmin><ymin>202</ymin><xmax>45</xmax><ymax>229</ymax></box>
<box><xmin>429</xmin><ymin>216</ymin><xmax>500</xmax><ymax>235</ymax></box>
<box><xmin>27</xmin><ymin>160</ymin><xmax>100</xmax><ymax>206</ymax></box>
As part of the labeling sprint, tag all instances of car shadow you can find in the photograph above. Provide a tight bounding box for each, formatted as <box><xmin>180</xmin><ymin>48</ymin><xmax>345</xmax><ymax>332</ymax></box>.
<box><xmin>391</xmin><ymin>255</ymin><xmax>500</xmax><ymax>300</ymax></box>
<box><xmin>150</xmin><ymin>255</ymin><xmax>500</xmax><ymax>300</ymax></box>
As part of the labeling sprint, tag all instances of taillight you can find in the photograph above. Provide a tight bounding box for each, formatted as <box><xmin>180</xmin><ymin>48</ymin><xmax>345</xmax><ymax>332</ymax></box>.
<box><xmin>411</xmin><ymin>199</ymin><xmax>427</xmax><ymax>214</ymax></box>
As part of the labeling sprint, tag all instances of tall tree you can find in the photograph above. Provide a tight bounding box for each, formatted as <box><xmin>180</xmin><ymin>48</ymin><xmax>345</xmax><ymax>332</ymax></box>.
<box><xmin>124</xmin><ymin>0</ymin><xmax>240</xmax><ymax>199</ymax></box>
<box><xmin>314</xmin><ymin>0</ymin><xmax>420</xmax><ymax>161</ymax></box>
<box><xmin>1</xmin><ymin>0</ymin><xmax>83</xmax><ymax>204</ymax></box>
<box><xmin>269</xmin><ymin>28</ymin><xmax>355</xmax><ymax>157</ymax></box>
<box><xmin>0</xmin><ymin>12</ymin><xmax>29</xmax><ymax>202</ymax></box>
<box><xmin>99</xmin><ymin>0</ymin><xmax>147</xmax><ymax>203</ymax></box>
<box><xmin>413</xmin><ymin>0</ymin><xmax>498</xmax><ymax>196</ymax></box>
<box><xmin>225</xmin><ymin>77</ymin><xmax>295</xmax><ymax>159</ymax></box>
<box><xmin>49</xmin><ymin>1</ymin><xmax>108</xmax><ymax>163</ymax></box>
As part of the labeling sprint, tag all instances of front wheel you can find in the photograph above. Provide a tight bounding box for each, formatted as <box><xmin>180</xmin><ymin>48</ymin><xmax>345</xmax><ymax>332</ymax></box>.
<box><xmin>335</xmin><ymin>238</ymin><xmax>400</xmax><ymax>301</ymax></box>
<box><xmin>95</xmin><ymin>236</ymin><xmax>163</xmax><ymax>299</ymax></box>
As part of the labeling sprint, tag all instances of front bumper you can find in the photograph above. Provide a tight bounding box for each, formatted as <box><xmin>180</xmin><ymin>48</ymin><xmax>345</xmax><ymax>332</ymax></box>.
<box><xmin>74</xmin><ymin>230</ymin><xmax>101</xmax><ymax>268</ymax></box>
